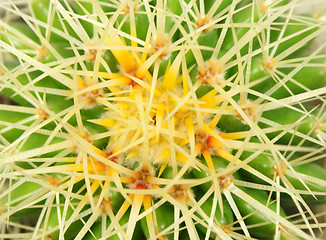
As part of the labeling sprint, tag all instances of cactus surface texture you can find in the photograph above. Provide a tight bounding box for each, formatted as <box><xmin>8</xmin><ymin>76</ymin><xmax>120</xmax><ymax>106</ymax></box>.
<box><xmin>1</xmin><ymin>0</ymin><xmax>326</xmax><ymax>239</ymax></box>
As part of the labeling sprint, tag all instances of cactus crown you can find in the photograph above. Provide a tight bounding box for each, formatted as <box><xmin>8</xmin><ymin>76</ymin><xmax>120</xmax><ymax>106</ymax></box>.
<box><xmin>1</xmin><ymin>0</ymin><xmax>326</xmax><ymax>239</ymax></box>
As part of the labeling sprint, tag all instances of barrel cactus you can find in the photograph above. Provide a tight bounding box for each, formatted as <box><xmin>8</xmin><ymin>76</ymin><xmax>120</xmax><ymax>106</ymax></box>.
<box><xmin>1</xmin><ymin>0</ymin><xmax>326</xmax><ymax>239</ymax></box>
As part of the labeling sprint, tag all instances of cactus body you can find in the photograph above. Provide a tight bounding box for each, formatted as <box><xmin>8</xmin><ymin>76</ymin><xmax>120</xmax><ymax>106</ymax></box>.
<box><xmin>1</xmin><ymin>1</ymin><xmax>326</xmax><ymax>240</ymax></box>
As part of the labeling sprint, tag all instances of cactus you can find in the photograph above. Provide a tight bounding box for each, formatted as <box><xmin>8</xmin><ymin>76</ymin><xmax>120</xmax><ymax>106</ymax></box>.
<box><xmin>1</xmin><ymin>0</ymin><xmax>326</xmax><ymax>239</ymax></box>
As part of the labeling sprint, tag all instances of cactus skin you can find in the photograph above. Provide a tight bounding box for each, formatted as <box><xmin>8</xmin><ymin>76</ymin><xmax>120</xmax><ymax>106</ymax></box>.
<box><xmin>1</xmin><ymin>1</ymin><xmax>326</xmax><ymax>240</ymax></box>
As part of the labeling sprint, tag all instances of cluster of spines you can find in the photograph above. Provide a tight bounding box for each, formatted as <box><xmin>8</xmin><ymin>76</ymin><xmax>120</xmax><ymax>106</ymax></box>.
<box><xmin>1</xmin><ymin>0</ymin><xmax>326</xmax><ymax>240</ymax></box>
